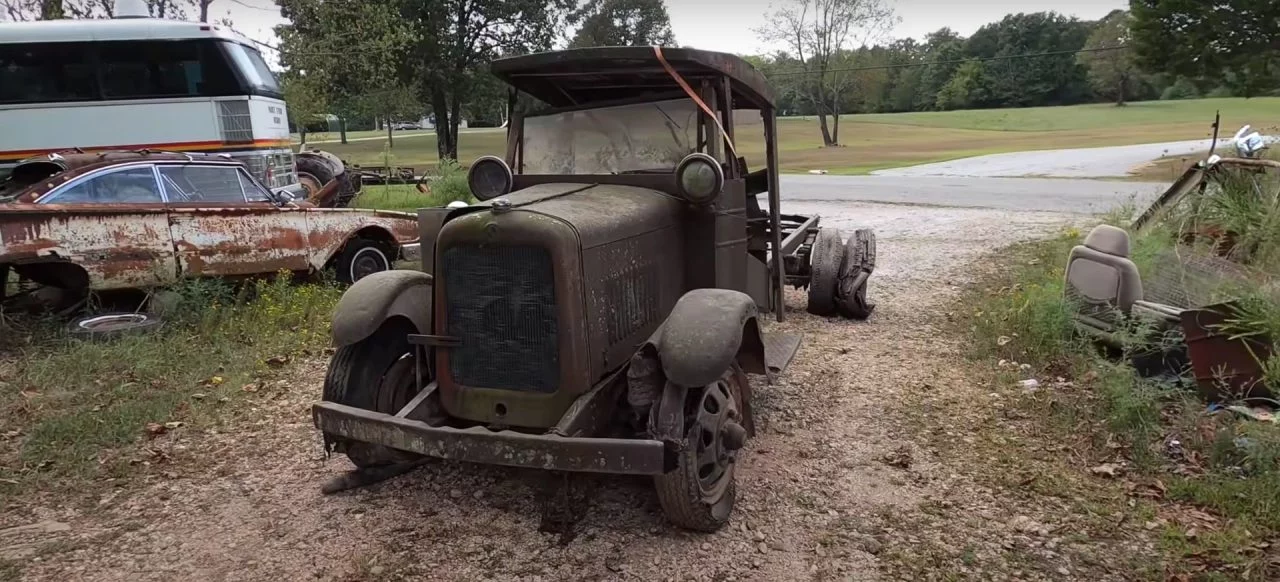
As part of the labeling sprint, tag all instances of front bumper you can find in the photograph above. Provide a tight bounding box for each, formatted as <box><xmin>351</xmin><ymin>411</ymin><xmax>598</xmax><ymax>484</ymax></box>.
<box><xmin>313</xmin><ymin>402</ymin><xmax>668</xmax><ymax>475</ymax></box>
<box><xmin>399</xmin><ymin>242</ymin><xmax>422</xmax><ymax>262</ymax></box>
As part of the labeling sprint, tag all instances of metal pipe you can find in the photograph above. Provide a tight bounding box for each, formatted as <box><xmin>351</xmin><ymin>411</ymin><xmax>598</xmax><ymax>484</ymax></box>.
<box><xmin>764</xmin><ymin>109</ymin><xmax>784</xmax><ymax>322</ymax></box>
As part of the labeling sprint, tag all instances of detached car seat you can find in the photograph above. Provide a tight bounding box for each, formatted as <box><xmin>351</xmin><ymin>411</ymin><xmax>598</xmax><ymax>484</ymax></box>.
<box><xmin>1065</xmin><ymin>225</ymin><xmax>1183</xmax><ymax>348</ymax></box>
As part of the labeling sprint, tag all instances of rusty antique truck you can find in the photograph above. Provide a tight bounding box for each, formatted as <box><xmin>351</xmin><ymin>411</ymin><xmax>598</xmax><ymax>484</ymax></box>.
<box><xmin>0</xmin><ymin>150</ymin><xmax>420</xmax><ymax>317</ymax></box>
<box><xmin>312</xmin><ymin>47</ymin><xmax>876</xmax><ymax>531</ymax></box>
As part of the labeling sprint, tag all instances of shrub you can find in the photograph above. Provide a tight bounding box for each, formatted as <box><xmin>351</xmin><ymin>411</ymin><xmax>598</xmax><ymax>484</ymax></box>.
<box><xmin>1160</xmin><ymin>77</ymin><xmax>1201</xmax><ymax>100</ymax></box>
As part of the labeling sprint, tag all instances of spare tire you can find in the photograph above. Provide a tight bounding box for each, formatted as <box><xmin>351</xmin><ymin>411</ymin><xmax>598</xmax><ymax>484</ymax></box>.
<box><xmin>806</xmin><ymin>227</ymin><xmax>844</xmax><ymax>316</ymax></box>
<box><xmin>67</xmin><ymin>312</ymin><xmax>163</xmax><ymax>341</ymax></box>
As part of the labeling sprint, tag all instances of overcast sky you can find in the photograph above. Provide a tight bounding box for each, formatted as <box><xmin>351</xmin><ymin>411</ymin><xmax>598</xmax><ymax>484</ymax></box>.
<box><xmin>220</xmin><ymin>0</ymin><xmax>1129</xmax><ymax>63</ymax></box>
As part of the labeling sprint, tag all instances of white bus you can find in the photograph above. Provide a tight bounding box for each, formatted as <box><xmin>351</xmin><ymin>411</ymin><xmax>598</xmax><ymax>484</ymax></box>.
<box><xmin>0</xmin><ymin>13</ymin><xmax>302</xmax><ymax>191</ymax></box>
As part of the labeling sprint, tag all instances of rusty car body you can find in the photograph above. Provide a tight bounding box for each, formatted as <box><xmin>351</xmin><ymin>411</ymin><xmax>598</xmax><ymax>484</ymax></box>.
<box><xmin>0</xmin><ymin>150</ymin><xmax>420</xmax><ymax>309</ymax></box>
<box><xmin>311</xmin><ymin>46</ymin><xmax>877</xmax><ymax>532</ymax></box>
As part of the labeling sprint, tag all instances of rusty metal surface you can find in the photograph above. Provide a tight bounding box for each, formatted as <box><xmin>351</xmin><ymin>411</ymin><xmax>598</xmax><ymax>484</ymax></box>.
<box><xmin>490</xmin><ymin>46</ymin><xmax>775</xmax><ymax>109</ymax></box>
<box><xmin>312</xmin><ymin>401</ymin><xmax>668</xmax><ymax>475</ymax></box>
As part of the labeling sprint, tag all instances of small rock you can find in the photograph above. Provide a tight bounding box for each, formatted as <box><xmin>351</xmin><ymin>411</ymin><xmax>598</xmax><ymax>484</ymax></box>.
<box><xmin>1056</xmin><ymin>567</ymin><xmax>1069</xmax><ymax>576</ymax></box>
<box><xmin>449</xmin><ymin>489</ymin><xmax>463</xmax><ymax>499</ymax></box>
<box><xmin>757</xmin><ymin>542</ymin><xmax>769</xmax><ymax>554</ymax></box>
<box><xmin>860</xmin><ymin>536</ymin><xmax>883</xmax><ymax>555</ymax></box>
<box><xmin>700</xmin><ymin>542</ymin><xmax>711</xmax><ymax>551</ymax></box>
<box><xmin>473</xmin><ymin>490</ymin><xmax>484</xmax><ymax>499</ymax></box>
<box><xmin>753</xmin><ymin>530</ymin><xmax>766</xmax><ymax>542</ymax></box>
<box><xmin>369</xmin><ymin>565</ymin><xmax>384</xmax><ymax>576</ymax></box>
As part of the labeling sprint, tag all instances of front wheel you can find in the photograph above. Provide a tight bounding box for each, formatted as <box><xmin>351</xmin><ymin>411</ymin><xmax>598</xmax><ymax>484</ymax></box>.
<box><xmin>322</xmin><ymin>318</ymin><xmax>427</xmax><ymax>468</ymax></box>
<box><xmin>654</xmin><ymin>365</ymin><xmax>750</xmax><ymax>532</ymax></box>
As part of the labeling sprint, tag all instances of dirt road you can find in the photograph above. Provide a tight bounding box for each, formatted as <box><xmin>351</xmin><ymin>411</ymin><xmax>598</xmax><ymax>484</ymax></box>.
<box><xmin>6</xmin><ymin>191</ymin><xmax>1128</xmax><ymax>581</ymax></box>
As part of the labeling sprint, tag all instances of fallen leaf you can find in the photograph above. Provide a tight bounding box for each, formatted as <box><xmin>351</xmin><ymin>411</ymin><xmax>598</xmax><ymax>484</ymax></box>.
<box><xmin>1090</xmin><ymin>463</ymin><xmax>1123</xmax><ymax>478</ymax></box>
<box><xmin>163</xmin><ymin>421</ymin><xmax>184</xmax><ymax>430</ymax></box>
<box><xmin>191</xmin><ymin>393</ymin><xmax>207</xmax><ymax>400</ymax></box>
<box><xmin>242</xmin><ymin>382</ymin><xmax>261</xmax><ymax>393</ymax></box>
<box><xmin>997</xmin><ymin>336</ymin><xmax>1012</xmax><ymax>346</ymax></box>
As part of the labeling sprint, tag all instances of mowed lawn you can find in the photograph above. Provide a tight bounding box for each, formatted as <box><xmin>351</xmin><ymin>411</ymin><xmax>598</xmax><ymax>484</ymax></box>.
<box><xmin>304</xmin><ymin>97</ymin><xmax>1280</xmax><ymax>175</ymax></box>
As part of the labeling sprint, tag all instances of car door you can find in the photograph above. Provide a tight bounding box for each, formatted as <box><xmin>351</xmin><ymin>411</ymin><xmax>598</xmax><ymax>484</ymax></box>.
<box><xmin>29</xmin><ymin>164</ymin><xmax>177</xmax><ymax>290</ymax></box>
<box><xmin>159</xmin><ymin>163</ymin><xmax>311</xmax><ymax>277</ymax></box>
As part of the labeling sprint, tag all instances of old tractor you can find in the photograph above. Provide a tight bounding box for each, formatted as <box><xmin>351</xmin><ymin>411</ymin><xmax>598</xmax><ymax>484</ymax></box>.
<box><xmin>312</xmin><ymin>46</ymin><xmax>876</xmax><ymax>531</ymax></box>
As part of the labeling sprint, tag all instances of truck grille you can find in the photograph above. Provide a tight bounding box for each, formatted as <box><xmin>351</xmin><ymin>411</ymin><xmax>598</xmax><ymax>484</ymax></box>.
<box><xmin>442</xmin><ymin>244</ymin><xmax>559</xmax><ymax>393</ymax></box>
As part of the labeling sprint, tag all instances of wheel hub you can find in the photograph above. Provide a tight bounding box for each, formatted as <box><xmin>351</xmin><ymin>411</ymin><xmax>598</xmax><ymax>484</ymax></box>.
<box><xmin>692</xmin><ymin>378</ymin><xmax>740</xmax><ymax>499</ymax></box>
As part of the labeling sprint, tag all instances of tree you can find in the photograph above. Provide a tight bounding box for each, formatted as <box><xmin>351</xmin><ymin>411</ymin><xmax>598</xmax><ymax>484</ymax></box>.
<box><xmin>567</xmin><ymin>0</ymin><xmax>674</xmax><ymax>48</ymax></box>
<box><xmin>1078</xmin><ymin>10</ymin><xmax>1141</xmax><ymax>105</ymax></box>
<box><xmin>276</xmin><ymin>0</ymin><xmax>413</xmax><ymax>145</ymax></box>
<box><xmin>280</xmin><ymin>72</ymin><xmax>328</xmax><ymax>145</ymax></box>
<box><xmin>396</xmin><ymin>0</ymin><xmax>570</xmax><ymax>161</ymax></box>
<box><xmin>757</xmin><ymin>0</ymin><xmax>896</xmax><ymax>146</ymax></box>
<box><xmin>0</xmin><ymin>0</ymin><xmax>212</xmax><ymax>20</ymax></box>
<box><xmin>1131</xmin><ymin>0</ymin><xmax>1280</xmax><ymax>97</ymax></box>
<box><xmin>963</xmin><ymin>12</ymin><xmax>1091</xmax><ymax>108</ymax></box>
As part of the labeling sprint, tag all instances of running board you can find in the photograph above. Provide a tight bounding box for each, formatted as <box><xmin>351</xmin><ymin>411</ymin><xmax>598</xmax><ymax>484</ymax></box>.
<box><xmin>763</xmin><ymin>331</ymin><xmax>802</xmax><ymax>376</ymax></box>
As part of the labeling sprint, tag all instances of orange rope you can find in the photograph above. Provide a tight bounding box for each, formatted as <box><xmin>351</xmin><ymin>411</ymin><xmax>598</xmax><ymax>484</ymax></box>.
<box><xmin>653</xmin><ymin>45</ymin><xmax>739</xmax><ymax>159</ymax></box>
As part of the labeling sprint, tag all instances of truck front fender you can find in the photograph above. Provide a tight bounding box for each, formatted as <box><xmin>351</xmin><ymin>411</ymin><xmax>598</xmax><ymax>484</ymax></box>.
<box><xmin>645</xmin><ymin>288</ymin><xmax>768</xmax><ymax>388</ymax></box>
<box><xmin>331</xmin><ymin>270</ymin><xmax>432</xmax><ymax>347</ymax></box>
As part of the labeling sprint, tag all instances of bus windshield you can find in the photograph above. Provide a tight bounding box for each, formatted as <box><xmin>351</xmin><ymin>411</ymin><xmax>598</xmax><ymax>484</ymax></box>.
<box><xmin>220</xmin><ymin>41</ymin><xmax>280</xmax><ymax>95</ymax></box>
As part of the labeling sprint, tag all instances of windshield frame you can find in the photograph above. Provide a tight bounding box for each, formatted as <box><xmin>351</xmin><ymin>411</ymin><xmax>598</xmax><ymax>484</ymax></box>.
<box><xmin>219</xmin><ymin>41</ymin><xmax>282</xmax><ymax>98</ymax></box>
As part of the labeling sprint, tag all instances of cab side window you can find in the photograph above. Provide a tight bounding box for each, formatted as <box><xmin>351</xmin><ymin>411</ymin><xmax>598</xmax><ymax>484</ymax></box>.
<box><xmin>158</xmin><ymin>165</ymin><xmax>248</xmax><ymax>203</ymax></box>
<box><xmin>43</xmin><ymin>166</ymin><xmax>163</xmax><ymax>204</ymax></box>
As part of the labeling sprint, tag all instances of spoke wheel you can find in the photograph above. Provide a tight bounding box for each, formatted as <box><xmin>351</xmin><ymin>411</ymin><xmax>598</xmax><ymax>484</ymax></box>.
<box><xmin>654</xmin><ymin>365</ymin><xmax>750</xmax><ymax>532</ymax></box>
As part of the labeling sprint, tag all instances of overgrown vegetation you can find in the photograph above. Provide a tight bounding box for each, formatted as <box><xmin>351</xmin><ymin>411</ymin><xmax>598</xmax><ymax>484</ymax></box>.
<box><xmin>350</xmin><ymin>159</ymin><xmax>473</xmax><ymax>211</ymax></box>
<box><xmin>0</xmin><ymin>275</ymin><xmax>343</xmax><ymax>503</ymax></box>
<box><xmin>965</xmin><ymin>167</ymin><xmax>1280</xmax><ymax>578</ymax></box>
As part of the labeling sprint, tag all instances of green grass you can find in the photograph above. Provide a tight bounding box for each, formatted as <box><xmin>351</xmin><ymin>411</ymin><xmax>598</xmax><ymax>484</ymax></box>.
<box><xmin>851</xmin><ymin>98</ymin><xmax>1280</xmax><ymax>132</ymax></box>
<box><xmin>0</xmin><ymin>276</ymin><xmax>343</xmax><ymax>502</ymax></box>
<box><xmin>300</xmin><ymin>97</ymin><xmax>1280</xmax><ymax>176</ymax></box>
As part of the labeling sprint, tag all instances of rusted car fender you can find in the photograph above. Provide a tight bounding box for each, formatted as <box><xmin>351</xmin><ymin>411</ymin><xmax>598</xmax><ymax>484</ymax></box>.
<box><xmin>331</xmin><ymin>270</ymin><xmax>432</xmax><ymax>347</ymax></box>
<box><xmin>646</xmin><ymin>288</ymin><xmax>769</xmax><ymax>387</ymax></box>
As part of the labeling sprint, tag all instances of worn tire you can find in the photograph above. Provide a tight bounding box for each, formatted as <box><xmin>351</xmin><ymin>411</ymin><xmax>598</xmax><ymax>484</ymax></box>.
<box><xmin>67</xmin><ymin>312</ymin><xmax>163</xmax><ymax>340</ymax></box>
<box><xmin>836</xmin><ymin>229</ymin><xmax>876</xmax><ymax>320</ymax></box>
<box><xmin>322</xmin><ymin>317</ymin><xmax>424</xmax><ymax>468</ymax></box>
<box><xmin>296</xmin><ymin>155</ymin><xmax>356</xmax><ymax>208</ymax></box>
<box><xmin>654</xmin><ymin>365</ymin><xmax>749</xmax><ymax>532</ymax></box>
<box><xmin>806</xmin><ymin>228</ymin><xmax>844</xmax><ymax>316</ymax></box>
<box><xmin>334</xmin><ymin>238</ymin><xmax>393</xmax><ymax>285</ymax></box>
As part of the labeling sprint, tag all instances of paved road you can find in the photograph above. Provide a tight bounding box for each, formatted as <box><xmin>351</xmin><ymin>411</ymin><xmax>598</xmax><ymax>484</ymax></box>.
<box><xmin>778</xmin><ymin>174</ymin><xmax>1169</xmax><ymax>214</ymax></box>
<box><xmin>871</xmin><ymin>139</ymin><xmax>1225</xmax><ymax>178</ymax></box>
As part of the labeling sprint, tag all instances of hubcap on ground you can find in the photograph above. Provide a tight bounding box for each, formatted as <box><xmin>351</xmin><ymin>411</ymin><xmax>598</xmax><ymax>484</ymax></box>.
<box><xmin>693</xmin><ymin>378</ymin><xmax>740</xmax><ymax>501</ymax></box>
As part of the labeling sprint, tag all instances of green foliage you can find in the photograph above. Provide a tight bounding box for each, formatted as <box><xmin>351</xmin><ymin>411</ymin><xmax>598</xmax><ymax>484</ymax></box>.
<box><xmin>568</xmin><ymin>0</ymin><xmax>675</xmax><ymax>48</ymax></box>
<box><xmin>1160</xmin><ymin>77</ymin><xmax>1201</xmax><ymax>100</ymax></box>
<box><xmin>1131</xmin><ymin>0</ymin><xmax>1280</xmax><ymax>98</ymax></box>
<box><xmin>1078</xmin><ymin>10</ymin><xmax>1143</xmax><ymax>105</ymax></box>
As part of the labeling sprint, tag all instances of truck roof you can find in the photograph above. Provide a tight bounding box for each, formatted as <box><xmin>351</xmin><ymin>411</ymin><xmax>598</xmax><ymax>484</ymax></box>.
<box><xmin>0</xmin><ymin>17</ymin><xmax>257</xmax><ymax>47</ymax></box>
<box><xmin>491</xmin><ymin>46</ymin><xmax>776</xmax><ymax>111</ymax></box>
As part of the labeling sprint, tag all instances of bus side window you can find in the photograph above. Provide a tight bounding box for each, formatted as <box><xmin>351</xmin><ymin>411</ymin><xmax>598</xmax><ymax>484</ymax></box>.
<box><xmin>0</xmin><ymin>42</ymin><xmax>97</xmax><ymax>104</ymax></box>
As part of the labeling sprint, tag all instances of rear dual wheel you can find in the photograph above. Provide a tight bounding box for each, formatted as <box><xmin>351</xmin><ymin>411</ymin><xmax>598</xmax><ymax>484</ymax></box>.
<box><xmin>806</xmin><ymin>227</ymin><xmax>875</xmax><ymax>319</ymax></box>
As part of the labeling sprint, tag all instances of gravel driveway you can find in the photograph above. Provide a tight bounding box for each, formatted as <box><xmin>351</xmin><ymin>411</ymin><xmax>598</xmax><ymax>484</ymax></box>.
<box><xmin>6</xmin><ymin>177</ymin><xmax>1136</xmax><ymax>582</ymax></box>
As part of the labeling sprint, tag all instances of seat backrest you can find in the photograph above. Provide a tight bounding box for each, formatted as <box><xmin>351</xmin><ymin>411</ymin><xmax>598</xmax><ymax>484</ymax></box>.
<box><xmin>1065</xmin><ymin>225</ymin><xmax>1143</xmax><ymax>315</ymax></box>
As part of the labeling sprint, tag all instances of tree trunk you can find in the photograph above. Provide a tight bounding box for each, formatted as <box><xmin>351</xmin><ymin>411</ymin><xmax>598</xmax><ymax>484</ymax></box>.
<box><xmin>448</xmin><ymin>96</ymin><xmax>462</xmax><ymax>161</ymax></box>
<box><xmin>1115</xmin><ymin>78</ymin><xmax>1127</xmax><ymax>106</ymax></box>
<box><xmin>831</xmin><ymin>111</ymin><xmax>840</xmax><ymax>145</ymax></box>
<box><xmin>339</xmin><ymin>117</ymin><xmax>348</xmax><ymax>145</ymax></box>
<box><xmin>40</xmin><ymin>0</ymin><xmax>63</xmax><ymax>19</ymax></box>
<box><xmin>199</xmin><ymin>0</ymin><xmax>211</xmax><ymax>22</ymax></box>
<box><xmin>387</xmin><ymin>116</ymin><xmax>394</xmax><ymax>148</ymax></box>
<box><xmin>431</xmin><ymin>87</ymin><xmax>453</xmax><ymax>161</ymax></box>
<box><xmin>816</xmin><ymin>110</ymin><xmax>834</xmax><ymax>147</ymax></box>
<box><xmin>299</xmin><ymin>126</ymin><xmax>307</xmax><ymax>147</ymax></box>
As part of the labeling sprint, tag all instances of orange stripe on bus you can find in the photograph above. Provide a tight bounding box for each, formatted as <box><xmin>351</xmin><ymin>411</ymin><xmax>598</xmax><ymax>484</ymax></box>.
<box><xmin>0</xmin><ymin>139</ymin><xmax>294</xmax><ymax>161</ymax></box>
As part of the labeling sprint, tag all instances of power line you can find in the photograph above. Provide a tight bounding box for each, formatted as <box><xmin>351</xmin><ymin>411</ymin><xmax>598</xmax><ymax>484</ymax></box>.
<box><xmin>765</xmin><ymin>44</ymin><xmax>1130</xmax><ymax>77</ymax></box>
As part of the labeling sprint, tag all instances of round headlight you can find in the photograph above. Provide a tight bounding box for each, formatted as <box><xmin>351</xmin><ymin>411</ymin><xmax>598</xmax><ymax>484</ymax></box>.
<box><xmin>467</xmin><ymin>156</ymin><xmax>513</xmax><ymax>201</ymax></box>
<box><xmin>675</xmin><ymin>153</ymin><xmax>724</xmax><ymax>205</ymax></box>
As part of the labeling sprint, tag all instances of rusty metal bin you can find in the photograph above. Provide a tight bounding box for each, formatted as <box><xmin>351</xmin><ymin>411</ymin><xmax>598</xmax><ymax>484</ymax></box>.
<box><xmin>1180</xmin><ymin>301</ymin><xmax>1273</xmax><ymax>402</ymax></box>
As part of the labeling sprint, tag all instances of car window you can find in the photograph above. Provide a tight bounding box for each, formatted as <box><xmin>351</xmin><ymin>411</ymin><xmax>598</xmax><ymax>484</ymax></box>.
<box><xmin>44</xmin><ymin>166</ymin><xmax>163</xmax><ymax>204</ymax></box>
<box><xmin>237</xmin><ymin>170</ymin><xmax>271</xmax><ymax>202</ymax></box>
<box><xmin>158</xmin><ymin>165</ymin><xmax>248</xmax><ymax>203</ymax></box>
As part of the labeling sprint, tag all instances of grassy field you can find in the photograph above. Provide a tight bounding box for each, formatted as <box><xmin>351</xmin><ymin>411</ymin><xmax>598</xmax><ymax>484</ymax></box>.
<box><xmin>301</xmin><ymin>97</ymin><xmax>1280</xmax><ymax>176</ymax></box>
